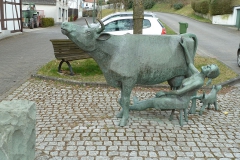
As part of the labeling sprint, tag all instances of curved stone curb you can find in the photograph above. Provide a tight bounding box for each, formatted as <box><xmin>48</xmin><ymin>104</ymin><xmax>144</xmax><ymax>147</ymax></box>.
<box><xmin>32</xmin><ymin>74</ymin><xmax>240</xmax><ymax>89</ymax></box>
<box><xmin>218</xmin><ymin>75</ymin><xmax>240</xmax><ymax>87</ymax></box>
<box><xmin>31</xmin><ymin>74</ymin><xmax>170</xmax><ymax>88</ymax></box>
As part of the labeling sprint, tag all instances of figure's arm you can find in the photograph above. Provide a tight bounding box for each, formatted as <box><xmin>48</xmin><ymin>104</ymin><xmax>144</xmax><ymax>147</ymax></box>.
<box><xmin>156</xmin><ymin>81</ymin><xmax>200</xmax><ymax>97</ymax></box>
<box><xmin>180</xmin><ymin>38</ymin><xmax>199</xmax><ymax>74</ymax></box>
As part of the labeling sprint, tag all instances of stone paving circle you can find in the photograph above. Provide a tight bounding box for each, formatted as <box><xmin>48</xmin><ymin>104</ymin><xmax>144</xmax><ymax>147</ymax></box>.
<box><xmin>3</xmin><ymin>78</ymin><xmax>240</xmax><ymax>160</ymax></box>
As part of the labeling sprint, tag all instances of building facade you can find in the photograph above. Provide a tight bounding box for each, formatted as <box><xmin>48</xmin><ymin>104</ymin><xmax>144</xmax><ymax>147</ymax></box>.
<box><xmin>0</xmin><ymin>0</ymin><xmax>22</xmax><ymax>39</ymax></box>
<box><xmin>22</xmin><ymin>0</ymin><xmax>69</xmax><ymax>24</ymax></box>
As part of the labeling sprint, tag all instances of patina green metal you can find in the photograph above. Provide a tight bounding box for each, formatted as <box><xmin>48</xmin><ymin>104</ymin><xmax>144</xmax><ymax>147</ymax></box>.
<box><xmin>130</xmin><ymin>37</ymin><xmax>220</xmax><ymax>126</ymax></box>
<box><xmin>191</xmin><ymin>85</ymin><xmax>222</xmax><ymax>115</ymax></box>
<box><xmin>61</xmin><ymin>19</ymin><xmax>207</xmax><ymax>126</ymax></box>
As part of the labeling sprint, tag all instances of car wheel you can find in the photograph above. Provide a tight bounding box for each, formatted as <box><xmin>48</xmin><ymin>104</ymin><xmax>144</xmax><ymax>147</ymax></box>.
<box><xmin>29</xmin><ymin>18</ymin><xmax>34</xmax><ymax>29</ymax></box>
<box><xmin>238</xmin><ymin>51</ymin><xmax>240</xmax><ymax>67</ymax></box>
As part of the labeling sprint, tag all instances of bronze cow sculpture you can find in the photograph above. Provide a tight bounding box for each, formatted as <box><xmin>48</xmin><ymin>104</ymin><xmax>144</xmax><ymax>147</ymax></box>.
<box><xmin>61</xmin><ymin>19</ymin><xmax>198</xmax><ymax>126</ymax></box>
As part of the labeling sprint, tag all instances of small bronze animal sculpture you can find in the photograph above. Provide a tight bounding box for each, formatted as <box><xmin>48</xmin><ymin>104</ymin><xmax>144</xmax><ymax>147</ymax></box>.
<box><xmin>61</xmin><ymin>19</ymin><xmax>198</xmax><ymax>126</ymax></box>
<box><xmin>191</xmin><ymin>85</ymin><xmax>222</xmax><ymax>115</ymax></box>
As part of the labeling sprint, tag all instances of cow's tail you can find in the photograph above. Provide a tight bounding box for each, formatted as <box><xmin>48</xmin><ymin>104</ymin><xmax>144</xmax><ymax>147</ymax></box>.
<box><xmin>182</xmin><ymin>33</ymin><xmax>198</xmax><ymax>57</ymax></box>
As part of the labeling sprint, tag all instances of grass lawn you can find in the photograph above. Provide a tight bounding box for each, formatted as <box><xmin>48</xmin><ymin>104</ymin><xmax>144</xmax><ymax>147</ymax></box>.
<box><xmin>37</xmin><ymin>4</ymin><xmax>238</xmax><ymax>85</ymax></box>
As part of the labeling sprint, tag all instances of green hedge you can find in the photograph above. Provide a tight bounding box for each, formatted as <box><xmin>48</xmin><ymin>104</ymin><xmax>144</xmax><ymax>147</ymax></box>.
<box><xmin>144</xmin><ymin>0</ymin><xmax>156</xmax><ymax>9</ymax></box>
<box><xmin>173</xmin><ymin>3</ymin><xmax>184</xmax><ymax>10</ymax></box>
<box><xmin>82</xmin><ymin>10</ymin><xmax>98</xmax><ymax>17</ymax></box>
<box><xmin>41</xmin><ymin>18</ymin><xmax>54</xmax><ymax>27</ymax></box>
<box><xmin>209</xmin><ymin>0</ymin><xmax>233</xmax><ymax>15</ymax></box>
<box><xmin>192</xmin><ymin>0</ymin><xmax>209</xmax><ymax>14</ymax></box>
<box><xmin>124</xmin><ymin>0</ymin><xmax>156</xmax><ymax>10</ymax></box>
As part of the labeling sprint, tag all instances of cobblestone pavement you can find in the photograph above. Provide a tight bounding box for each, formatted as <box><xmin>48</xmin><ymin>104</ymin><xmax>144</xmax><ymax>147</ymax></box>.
<box><xmin>3</xmin><ymin>78</ymin><xmax>240</xmax><ymax>160</ymax></box>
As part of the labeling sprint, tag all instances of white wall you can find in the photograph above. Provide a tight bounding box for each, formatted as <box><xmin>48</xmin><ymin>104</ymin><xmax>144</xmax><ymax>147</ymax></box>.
<box><xmin>212</xmin><ymin>6</ymin><xmax>240</xmax><ymax>25</ymax></box>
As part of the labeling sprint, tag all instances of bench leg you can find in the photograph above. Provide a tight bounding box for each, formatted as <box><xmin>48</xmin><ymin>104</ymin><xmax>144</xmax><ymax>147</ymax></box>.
<box><xmin>65</xmin><ymin>61</ymin><xmax>74</xmax><ymax>76</ymax></box>
<box><xmin>58</xmin><ymin>60</ymin><xmax>74</xmax><ymax>76</ymax></box>
<box><xmin>58</xmin><ymin>60</ymin><xmax>64</xmax><ymax>73</ymax></box>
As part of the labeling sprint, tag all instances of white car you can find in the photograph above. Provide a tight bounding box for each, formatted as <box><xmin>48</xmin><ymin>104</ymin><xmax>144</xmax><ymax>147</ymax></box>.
<box><xmin>101</xmin><ymin>11</ymin><xmax>157</xmax><ymax>23</ymax></box>
<box><xmin>102</xmin><ymin>16</ymin><xmax>166</xmax><ymax>35</ymax></box>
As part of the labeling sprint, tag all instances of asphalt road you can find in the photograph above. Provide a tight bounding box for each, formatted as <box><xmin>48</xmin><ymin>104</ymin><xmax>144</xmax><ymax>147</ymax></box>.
<box><xmin>0</xmin><ymin>17</ymin><xmax>94</xmax><ymax>101</ymax></box>
<box><xmin>155</xmin><ymin>12</ymin><xmax>240</xmax><ymax>75</ymax></box>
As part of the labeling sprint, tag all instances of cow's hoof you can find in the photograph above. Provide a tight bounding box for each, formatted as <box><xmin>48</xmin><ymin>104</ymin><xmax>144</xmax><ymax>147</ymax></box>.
<box><xmin>116</xmin><ymin>111</ymin><xmax>123</xmax><ymax>118</ymax></box>
<box><xmin>119</xmin><ymin>118</ymin><xmax>127</xmax><ymax>127</ymax></box>
<box><xmin>199</xmin><ymin>110</ymin><xmax>203</xmax><ymax>115</ymax></box>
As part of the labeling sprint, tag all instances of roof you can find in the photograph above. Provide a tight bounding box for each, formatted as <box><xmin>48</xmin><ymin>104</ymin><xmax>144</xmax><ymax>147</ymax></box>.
<box><xmin>22</xmin><ymin>0</ymin><xmax>56</xmax><ymax>5</ymax></box>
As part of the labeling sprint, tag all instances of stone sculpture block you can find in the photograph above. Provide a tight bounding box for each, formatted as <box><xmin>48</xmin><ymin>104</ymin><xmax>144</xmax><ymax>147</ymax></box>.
<box><xmin>0</xmin><ymin>100</ymin><xmax>36</xmax><ymax>160</ymax></box>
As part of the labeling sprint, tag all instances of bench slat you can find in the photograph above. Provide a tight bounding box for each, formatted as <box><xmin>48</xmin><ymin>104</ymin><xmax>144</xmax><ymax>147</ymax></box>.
<box><xmin>50</xmin><ymin>39</ymin><xmax>91</xmax><ymax>61</ymax></box>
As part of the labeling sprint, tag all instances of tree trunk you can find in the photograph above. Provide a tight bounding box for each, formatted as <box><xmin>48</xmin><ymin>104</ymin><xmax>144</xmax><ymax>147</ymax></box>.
<box><xmin>133</xmin><ymin>0</ymin><xmax>144</xmax><ymax>34</ymax></box>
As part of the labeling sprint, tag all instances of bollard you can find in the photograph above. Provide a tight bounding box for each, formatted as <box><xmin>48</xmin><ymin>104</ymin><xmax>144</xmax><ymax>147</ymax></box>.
<box><xmin>0</xmin><ymin>100</ymin><xmax>36</xmax><ymax>160</ymax></box>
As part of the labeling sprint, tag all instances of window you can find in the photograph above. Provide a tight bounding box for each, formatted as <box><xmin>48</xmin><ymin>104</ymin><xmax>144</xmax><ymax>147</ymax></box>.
<box><xmin>59</xmin><ymin>8</ymin><xmax>61</xmax><ymax>19</ymax></box>
<box><xmin>104</xmin><ymin>19</ymin><xmax>133</xmax><ymax>32</ymax></box>
<box><xmin>143</xmin><ymin>19</ymin><xmax>151</xmax><ymax>29</ymax></box>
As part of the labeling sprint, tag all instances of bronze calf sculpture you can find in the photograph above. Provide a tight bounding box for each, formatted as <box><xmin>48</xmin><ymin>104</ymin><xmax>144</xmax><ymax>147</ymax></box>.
<box><xmin>191</xmin><ymin>85</ymin><xmax>222</xmax><ymax>115</ymax></box>
<box><xmin>61</xmin><ymin>19</ymin><xmax>197</xmax><ymax>126</ymax></box>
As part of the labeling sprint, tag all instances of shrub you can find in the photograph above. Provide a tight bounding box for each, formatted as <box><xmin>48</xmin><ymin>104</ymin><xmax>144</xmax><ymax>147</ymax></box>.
<box><xmin>82</xmin><ymin>10</ymin><xmax>98</xmax><ymax>17</ymax></box>
<box><xmin>173</xmin><ymin>3</ymin><xmax>184</xmax><ymax>10</ymax></box>
<box><xmin>144</xmin><ymin>0</ymin><xmax>156</xmax><ymax>9</ymax></box>
<box><xmin>41</xmin><ymin>18</ymin><xmax>54</xmax><ymax>27</ymax></box>
<box><xmin>209</xmin><ymin>0</ymin><xmax>233</xmax><ymax>15</ymax></box>
<box><xmin>192</xmin><ymin>0</ymin><xmax>209</xmax><ymax>14</ymax></box>
<box><xmin>127</xmin><ymin>0</ymin><xmax>133</xmax><ymax>9</ymax></box>
<box><xmin>124</xmin><ymin>0</ymin><xmax>155</xmax><ymax>10</ymax></box>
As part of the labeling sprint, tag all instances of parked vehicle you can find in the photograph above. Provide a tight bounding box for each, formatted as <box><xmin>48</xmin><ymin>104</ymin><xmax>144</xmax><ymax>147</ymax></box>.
<box><xmin>237</xmin><ymin>44</ymin><xmax>240</xmax><ymax>67</ymax></box>
<box><xmin>102</xmin><ymin>16</ymin><xmax>166</xmax><ymax>35</ymax></box>
<box><xmin>101</xmin><ymin>11</ymin><xmax>157</xmax><ymax>23</ymax></box>
<box><xmin>22</xmin><ymin>3</ymin><xmax>40</xmax><ymax>29</ymax></box>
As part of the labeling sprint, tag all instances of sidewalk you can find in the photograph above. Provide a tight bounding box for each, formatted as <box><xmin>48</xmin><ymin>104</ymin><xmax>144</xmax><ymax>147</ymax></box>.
<box><xmin>3</xmin><ymin>78</ymin><xmax>240</xmax><ymax>160</ymax></box>
<box><xmin>0</xmin><ymin>25</ymin><xmax>66</xmax><ymax>101</ymax></box>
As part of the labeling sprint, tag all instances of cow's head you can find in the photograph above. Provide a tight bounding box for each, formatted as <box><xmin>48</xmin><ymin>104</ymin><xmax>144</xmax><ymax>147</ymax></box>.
<box><xmin>61</xmin><ymin>19</ymin><xmax>110</xmax><ymax>51</ymax></box>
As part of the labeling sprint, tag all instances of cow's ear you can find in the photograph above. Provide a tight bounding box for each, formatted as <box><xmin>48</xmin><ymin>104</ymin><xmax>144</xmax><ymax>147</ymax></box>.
<box><xmin>97</xmin><ymin>33</ymin><xmax>111</xmax><ymax>41</ymax></box>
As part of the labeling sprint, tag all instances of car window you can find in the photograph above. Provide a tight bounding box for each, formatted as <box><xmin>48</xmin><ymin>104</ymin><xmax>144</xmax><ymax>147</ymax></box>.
<box><xmin>157</xmin><ymin>19</ymin><xmax>164</xmax><ymax>28</ymax></box>
<box><xmin>104</xmin><ymin>19</ymin><xmax>132</xmax><ymax>32</ymax></box>
<box><xmin>103</xmin><ymin>15</ymin><xmax>121</xmax><ymax>22</ymax></box>
<box><xmin>143</xmin><ymin>19</ymin><xmax>151</xmax><ymax>29</ymax></box>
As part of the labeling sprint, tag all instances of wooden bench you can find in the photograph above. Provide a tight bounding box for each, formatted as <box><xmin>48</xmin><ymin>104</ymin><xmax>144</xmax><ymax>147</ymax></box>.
<box><xmin>50</xmin><ymin>39</ymin><xmax>91</xmax><ymax>75</ymax></box>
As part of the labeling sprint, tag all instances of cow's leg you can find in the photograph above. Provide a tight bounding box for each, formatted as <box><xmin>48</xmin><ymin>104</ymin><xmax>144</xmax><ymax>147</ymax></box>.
<box><xmin>117</xmin><ymin>83</ymin><xmax>133</xmax><ymax>126</ymax></box>
<box><xmin>169</xmin><ymin>109</ymin><xmax>175</xmax><ymax>121</ymax></box>
<box><xmin>184</xmin><ymin>108</ymin><xmax>188</xmax><ymax>122</ymax></box>
<box><xmin>116</xmin><ymin>99</ymin><xmax>123</xmax><ymax>118</ymax></box>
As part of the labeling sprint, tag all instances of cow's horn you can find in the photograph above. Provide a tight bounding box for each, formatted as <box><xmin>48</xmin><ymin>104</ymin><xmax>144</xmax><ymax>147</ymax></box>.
<box><xmin>85</xmin><ymin>18</ymin><xmax>90</xmax><ymax>28</ymax></box>
<box><xmin>97</xmin><ymin>18</ymin><xmax>105</xmax><ymax>34</ymax></box>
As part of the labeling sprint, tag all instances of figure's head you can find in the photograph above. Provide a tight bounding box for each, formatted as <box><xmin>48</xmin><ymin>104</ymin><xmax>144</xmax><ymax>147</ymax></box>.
<box><xmin>201</xmin><ymin>64</ymin><xmax>220</xmax><ymax>79</ymax></box>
